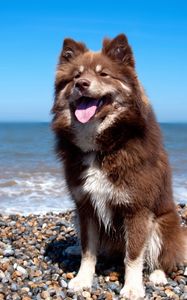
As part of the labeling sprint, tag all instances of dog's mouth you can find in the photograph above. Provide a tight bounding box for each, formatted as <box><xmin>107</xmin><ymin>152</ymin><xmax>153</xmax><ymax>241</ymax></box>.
<box><xmin>73</xmin><ymin>96</ymin><xmax>108</xmax><ymax>124</ymax></box>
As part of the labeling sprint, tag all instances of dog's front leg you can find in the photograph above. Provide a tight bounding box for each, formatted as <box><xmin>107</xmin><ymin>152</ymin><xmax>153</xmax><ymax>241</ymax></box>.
<box><xmin>68</xmin><ymin>216</ymin><xmax>98</xmax><ymax>291</ymax></box>
<box><xmin>120</xmin><ymin>210</ymin><xmax>152</xmax><ymax>300</ymax></box>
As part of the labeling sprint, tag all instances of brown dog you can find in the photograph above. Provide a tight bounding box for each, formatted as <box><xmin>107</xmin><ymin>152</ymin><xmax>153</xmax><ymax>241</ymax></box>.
<box><xmin>52</xmin><ymin>34</ymin><xmax>187</xmax><ymax>299</ymax></box>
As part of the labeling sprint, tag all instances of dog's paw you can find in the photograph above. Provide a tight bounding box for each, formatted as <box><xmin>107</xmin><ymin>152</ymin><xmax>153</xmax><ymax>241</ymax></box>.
<box><xmin>149</xmin><ymin>269</ymin><xmax>167</xmax><ymax>285</ymax></box>
<box><xmin>68</xmin><ymin>276</ymin><xmax>92</xmax><ymax>291</ymax></box>
<box><xmin>120</xmin><ymin>283</ymin><xmax>145</xmax><ymax>300</ymax></box>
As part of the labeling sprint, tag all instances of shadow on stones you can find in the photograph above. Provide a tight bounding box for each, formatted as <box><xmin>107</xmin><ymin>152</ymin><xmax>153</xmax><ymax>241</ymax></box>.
<box><xmin>44</xmin><ymin>236</ymin><xmax>80</xmax><ymax>273</ymax></box>
<box><xmin>45</xmin><ymin>236</ymin><xmax>124</xmax><ymax>280</ymax></box>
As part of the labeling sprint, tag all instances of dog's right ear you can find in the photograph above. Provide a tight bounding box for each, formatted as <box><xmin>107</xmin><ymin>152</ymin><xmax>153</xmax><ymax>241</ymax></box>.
<box><xmin>102</xmin><ymin>34</ymin><xmax>135</xmax><ymax>68</ymax></box>
<box><xmin>59</xmin><ymin>38</ymin><xmax>87</xmax><ymax>64</ymax></box>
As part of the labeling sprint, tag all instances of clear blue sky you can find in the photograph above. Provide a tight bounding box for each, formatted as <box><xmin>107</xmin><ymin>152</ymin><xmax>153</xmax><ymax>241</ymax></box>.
<box><xmin>1</xmin><ymin>0</ymin><xmax>187</xmax><ymax>122</ymax></box>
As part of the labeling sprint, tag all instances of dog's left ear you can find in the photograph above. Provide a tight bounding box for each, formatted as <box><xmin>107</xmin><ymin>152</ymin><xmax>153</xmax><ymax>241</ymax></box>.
<box><xmin>102</xmin><ymin>34</ymin><xmax>135</xmax><ymax>68</ymax></box>
<box><xmin>59</xmin><ymin>38</ymin><xmax>87</xmax><ymax>64</ymax></box>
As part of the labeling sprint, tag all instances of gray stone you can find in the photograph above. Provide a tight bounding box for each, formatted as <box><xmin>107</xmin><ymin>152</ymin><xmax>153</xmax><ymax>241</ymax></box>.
<box><xmin>56</xmin><ymin>220</ymin><xmax>71</xmax><ymax>227</ymax></box>
<box><xmin>180</xmin><ymin>293</ymin><xmax>187</xmax><ymax>300</ymax></box>
<box><xmin>11</xmin><ymin>283</ymin><xmax>19</xmax><ymax>292</ymax></box>
<box><xmin>3</xmin><ymin>248</ymin><xmax>14</xmax><ymax>257</ymax></box>
<box><xmin>52</xmin><ymin>273</ymin><xmax>59</xmax><ymax>281</ymax></box>
<box><xmin>108</xmin><ymin>283</ymin><xmax>121</xmax><ymax>293</ymax></box>
<box><xmin>0</xmin><ymin>221</ymin><xmax>7</xmax><ymax>226</ymax></box>
<box><xmin>60</xmin><ymin>278</ymin><xmax>68</xmax><ymax>288</ymax></box>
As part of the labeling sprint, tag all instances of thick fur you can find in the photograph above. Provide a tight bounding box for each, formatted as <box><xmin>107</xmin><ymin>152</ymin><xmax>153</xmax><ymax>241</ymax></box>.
<box><xmin>52</xmin><ymin>34</ymin><xmax>187</xmax><ymax>299</ymax></box>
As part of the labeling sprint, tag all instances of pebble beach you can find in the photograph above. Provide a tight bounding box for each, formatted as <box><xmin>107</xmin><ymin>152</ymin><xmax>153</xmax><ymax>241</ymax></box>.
<box><xmin>0</xmin><ymin>204</ymin><xmax>187</xmax><ymax>300</ymax></box>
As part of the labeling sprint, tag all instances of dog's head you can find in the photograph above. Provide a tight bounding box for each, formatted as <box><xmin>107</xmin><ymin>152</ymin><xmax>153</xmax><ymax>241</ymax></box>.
<box><xmin>52</xmin><ymin>34</ymin><xmax>150</xmax><ymax>152</ymax></box>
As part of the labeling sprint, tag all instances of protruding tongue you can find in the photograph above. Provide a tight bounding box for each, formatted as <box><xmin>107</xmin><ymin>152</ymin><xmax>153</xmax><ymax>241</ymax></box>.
<box><xmin>75</xmin><ymin>99</ymin><xmax>99</xmax><ymax>123</ymax></box>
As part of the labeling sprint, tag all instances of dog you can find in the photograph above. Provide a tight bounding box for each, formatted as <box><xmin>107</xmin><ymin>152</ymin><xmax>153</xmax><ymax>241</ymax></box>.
<box><xmin>52</xmin><ymin>34</ymin><xmax>187</xmax><ymax>299</ymax></box>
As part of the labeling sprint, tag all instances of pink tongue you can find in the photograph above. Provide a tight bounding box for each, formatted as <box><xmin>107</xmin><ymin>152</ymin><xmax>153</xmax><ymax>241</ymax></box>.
<box><xmin>75</xmin><ymin>99</ymin><xmax>99</xmax><ymax>123</ymax></box>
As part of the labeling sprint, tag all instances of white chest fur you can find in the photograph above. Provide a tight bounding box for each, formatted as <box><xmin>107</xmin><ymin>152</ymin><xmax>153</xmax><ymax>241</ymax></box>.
<box><xmin>82</xmin><ymin>153</ymin><xmax>130</xmax><ymax>231</ymax></box>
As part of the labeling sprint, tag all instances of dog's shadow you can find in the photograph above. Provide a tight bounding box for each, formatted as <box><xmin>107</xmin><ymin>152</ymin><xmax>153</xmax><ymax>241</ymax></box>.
<box><xmin>45</xmin><ymin>236</ymin><xmax>124</xmax><ymax>278</ymax></box>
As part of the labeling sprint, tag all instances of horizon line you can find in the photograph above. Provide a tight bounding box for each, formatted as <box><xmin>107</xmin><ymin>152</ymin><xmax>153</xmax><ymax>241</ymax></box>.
<box><xmin>0</xmin><ymin>120</ymin><xmax>187</xmax><ymax>124</ymax></box>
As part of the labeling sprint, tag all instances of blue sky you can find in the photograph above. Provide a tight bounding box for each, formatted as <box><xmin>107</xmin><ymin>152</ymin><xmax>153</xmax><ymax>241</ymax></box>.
<box><xmin>1</xmin><ymin>0</ymin><xmax>187</xmax><ymax>122</ymax></box>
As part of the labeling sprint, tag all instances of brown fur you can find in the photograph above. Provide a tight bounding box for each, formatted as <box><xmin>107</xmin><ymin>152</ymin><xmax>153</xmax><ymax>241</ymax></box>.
<box><xmin>52</xmin><ymin>34</ymin><xmax>187</xmax><ymax>296</ymax></box>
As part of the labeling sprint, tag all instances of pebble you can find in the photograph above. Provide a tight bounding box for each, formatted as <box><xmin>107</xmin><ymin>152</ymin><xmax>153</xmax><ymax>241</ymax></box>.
<box><xmin>165</xmin><ymin>288</ymin><xmax>179</xmax><ymax>299</ymax></box>
<box><xmin>60</xmin><ymin>278</ymin><xmax>68</xmax><ymax>288</ymax></box>
<box><xmin>0</xmin><ymin>207</ymin><xmax>186</xmax><ymax>299</ymax></box>
<box><xmin>109</xmin><ymin>272</ymin><xmax>119</xmax><ymax>282</ymax></box>
<box><xmin>82</xmin><ymin>291</ymin><xmax>91</xmax><ymax>298</ymax></box>
<box><xmin>66</xmin><ymin>272</ymin><xmax>74</xmax><ymax>279</ymax></box>
<box><xmin>0</xmin><ymin>270</ymin><xmax>5</xmax><ymax>279</ymax></box>
<box><xmin>180</xmin><ymin>293</ymin><xmax>187</xmax><ymax>300</ymax></box>
<box><xmin>11</xmin><ymin>283</ymin><xmax>19</xmax><ymax>292</ymax></box>
<box><xmin>41</xmin><ymin>291</ymin><xmax>50</xmax><ymax>299</ymax></box>
<box><xmin>3</xmin><ymin>248</ymin><xmax>14</xmax><ymax>257</ymax></box>
<box><xmin>16</xmin><ymin>265</ymin><xmax>28</xmax><ymax>276</ymax></box>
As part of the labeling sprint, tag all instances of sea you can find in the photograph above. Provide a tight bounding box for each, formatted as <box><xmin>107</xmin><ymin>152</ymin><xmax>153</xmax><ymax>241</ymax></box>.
<box><xmin>0</xmin><ymin>122</ymin><xmax>187</xmax><ymax>215</ymax></box>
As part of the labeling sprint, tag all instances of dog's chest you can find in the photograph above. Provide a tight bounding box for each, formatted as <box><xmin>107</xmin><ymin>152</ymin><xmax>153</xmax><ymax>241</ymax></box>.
<box><xmin>81</xmin><ymin>153</ymin><xmax>130</xmax><ymax>230</ymax></box>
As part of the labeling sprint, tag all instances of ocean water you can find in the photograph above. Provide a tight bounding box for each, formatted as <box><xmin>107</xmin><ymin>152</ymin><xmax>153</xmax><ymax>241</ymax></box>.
<box><xmin>0</xmin><ymin>122</ymin><xmax>187</xmax><ymax>215</ymax></box>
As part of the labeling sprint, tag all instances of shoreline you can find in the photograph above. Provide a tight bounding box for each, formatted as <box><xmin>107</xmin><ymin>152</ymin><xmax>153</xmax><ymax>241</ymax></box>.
<box><xmin>0</xmin><ymin>204</ymin><xmax>186</xmax><ymax>299</ymax></box>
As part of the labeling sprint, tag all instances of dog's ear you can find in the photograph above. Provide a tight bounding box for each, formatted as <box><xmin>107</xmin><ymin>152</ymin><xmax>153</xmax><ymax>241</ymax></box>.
<box><xmin>59</xmin><ymin>38</ymin><xmax>87</xmax><ymax>64</ymax></box>
<box><xmin>102</xmin><ymin>34</ymin><xmax>135</xmax><ymax>68</ymax></box>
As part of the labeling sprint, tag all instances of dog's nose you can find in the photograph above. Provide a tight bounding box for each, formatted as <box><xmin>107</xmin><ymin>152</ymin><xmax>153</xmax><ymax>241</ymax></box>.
<box><xmin>75</xmin><ymin>79</ymin><xmax>90</xmax><ymax>92</ymax></box>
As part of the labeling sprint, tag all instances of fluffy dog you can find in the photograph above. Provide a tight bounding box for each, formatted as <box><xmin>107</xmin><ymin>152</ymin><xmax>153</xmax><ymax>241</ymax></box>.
<box><xmin>52</xmin><ymin>34</ymin><xmax>187</xmax><ymax>299</ymax></box>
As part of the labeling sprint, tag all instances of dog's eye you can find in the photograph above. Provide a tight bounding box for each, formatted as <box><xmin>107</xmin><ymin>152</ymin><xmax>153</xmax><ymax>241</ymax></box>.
<box><xmin>100</xmin><ymin>72</ymin><xmax>109</xmax><ymax>77</ymax></box>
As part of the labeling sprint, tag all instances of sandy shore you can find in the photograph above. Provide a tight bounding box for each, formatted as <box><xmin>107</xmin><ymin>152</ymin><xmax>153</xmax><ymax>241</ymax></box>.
<box><xmin>0</xmin><ymin>204</ymin><xmax>187</xmax><ymax>300</ymax></box>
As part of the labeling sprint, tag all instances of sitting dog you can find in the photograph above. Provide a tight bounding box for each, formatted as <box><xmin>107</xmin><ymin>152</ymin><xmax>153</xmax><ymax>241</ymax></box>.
<box><xmin>52</xmin><ymin>34</ymin><xmax>187</xmax><ymax>299</ymax></box>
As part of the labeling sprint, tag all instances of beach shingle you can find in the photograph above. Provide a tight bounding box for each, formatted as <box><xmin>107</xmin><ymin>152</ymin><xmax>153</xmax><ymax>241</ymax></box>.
<box><xmin>0</xmin><ymin>207</ymin><xmax>186</xmax><ymax>299</ymax></box>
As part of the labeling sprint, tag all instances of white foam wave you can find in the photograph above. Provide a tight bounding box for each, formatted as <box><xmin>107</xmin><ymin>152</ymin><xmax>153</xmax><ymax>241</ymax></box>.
<box><xmin>0</xmin><ymin>172</ymin><xmax>74</xmax><ymax>215</ymax></box>
<box><xmin>0</xmin><ymin>172</ymin><xmax>186</xmax><ymax>215</ymax></box>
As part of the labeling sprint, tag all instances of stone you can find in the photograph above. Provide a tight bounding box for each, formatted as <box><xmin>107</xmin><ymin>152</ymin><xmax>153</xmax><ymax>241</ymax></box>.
<box><xmin>165</xmin><ymin>288</ymin><xmax>179</xmax><ymax>299</ymax></box>
<box><xmin>0</xmin><ymin>270</ymin><xmax>5</xmax><ymax>279</ymax></box>
<box><xmin>12</xmin><ymin>270</ymin><xmax>22</xmax><ymax>278</ymax></box>
<box><xmin>3</xmin><ymin>248</ymin><xmax>14</xmax><ymax>257</ymax></box>
<box><xmin>52</xmin><ymin>273</ymin><xmax>59</xmax><ymax>281</ymax></box>
<box><xmin>66</xmin><ymin>272</ymin><xmax>74</xmax><ymax>279</ymax></box>
<box><xmin>41</xmin><ymin>291</ymin><xmax>50</xmax><ymax>299</ymax></box>
<box><xmin>180</xmin><ymin>293</ymin><xmax>187</xmax><ymax>300</ymax></box>
<box><xmin>0</xmin><ymin>222</ymin><xmax>7</xmax><ymax>227</ymax></box>
<box><xmin>21</xmin><ymin>287</ymin><xmax>30</xmax><ymax>293</ymax></box>
<box><xmin>16</xmin><ymin>265</ymin><xmax>28</xmax><ymax>276</ymax></box>
<box><xmin>105</xmin><ymin>292</ymin><xmax>113</xmax><ymax>300</ymax></box>
<box><xmin>60</xmin><ymin>279</ymin><xmax>68</xmax><ymax>288</ymax></box>
<box><xmin>11</xmin><ymin>283</ymin><xmax>19</xmax><ymax>292</ymax></box>
<box><xmin>109</xmin><ymin>272</ymin><xmax>118</xmax><ymax>282</ymax></box>
<box><xmin>82</xmin><ymin>291</ymin><xmax>91</xmax><ymax>298</ymax></box>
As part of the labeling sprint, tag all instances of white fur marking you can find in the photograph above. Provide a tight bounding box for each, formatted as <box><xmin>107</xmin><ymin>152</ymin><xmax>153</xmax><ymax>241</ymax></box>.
<box><xmin>83</xmin><ymin>153</ymin><xmax>130</xmax><ymax>231</ymax></box>
<box><xmin>146</xmin><ymin>223</ymin><xmax>162</xmax><ymax>270</ymax></box>
<box><xmin>68</xmin><ymin>221</ymin><xmax>97</xmax><ymax>291</ymax></box>
<box><xmin>79</xmin><ymin>65</ymin><xmax>84</xmax><ymax>73</ymax></box>
<box><xmin>149</xmin><ymin>269</ymin><xmax>167</xmax><ymax>285</ymax></box>
<box><xmin>95</xmin><ymin>64</ymin><xmax>102</xmax><ymax>72</ymax></box>
<box><xmin>119</xmin><ymin>81</ymin><xmax>131</xmax><ymax>93</ymax></box>
<box><xmin>120</xmin><ymin>253</ymin><xmax>145</xmax><ymax>299</ymax></box>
